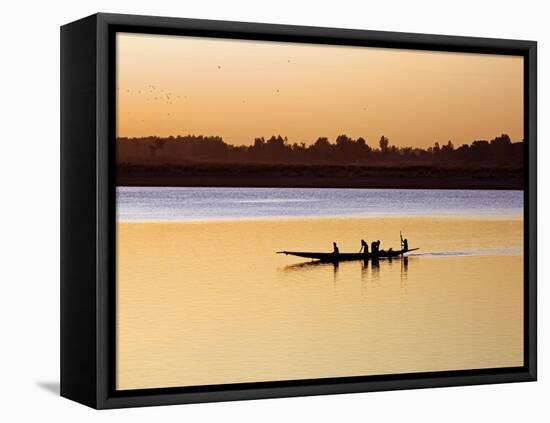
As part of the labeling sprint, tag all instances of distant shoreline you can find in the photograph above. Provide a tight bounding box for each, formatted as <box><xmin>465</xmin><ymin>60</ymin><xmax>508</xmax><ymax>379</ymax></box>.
<box><xmin>117</xmin><ymin>163</ymin><xmax>523</xmax><ymax>190</ymax></box>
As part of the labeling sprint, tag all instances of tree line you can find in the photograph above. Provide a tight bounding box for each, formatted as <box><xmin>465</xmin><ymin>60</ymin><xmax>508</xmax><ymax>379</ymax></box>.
<box><xmin>117</xmin><ymin>133</ymin><xmax>523</xmax><ymax>167</ymax></box>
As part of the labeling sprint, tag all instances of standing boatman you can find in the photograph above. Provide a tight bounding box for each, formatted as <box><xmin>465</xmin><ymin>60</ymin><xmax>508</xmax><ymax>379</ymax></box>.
<box><xmin>359</xmin><ymin>239</ymin><xmax>369</xmax><ymax>254</ymax></box>
<box><xmin>400</xmin><ymin>231</ymin><xmax>409</xmax><ymax>251</ymax></box>
<box><xmin>371</xmin><ymin>240</ymin><xmax>378</xmax><ymax>254</ymax></box>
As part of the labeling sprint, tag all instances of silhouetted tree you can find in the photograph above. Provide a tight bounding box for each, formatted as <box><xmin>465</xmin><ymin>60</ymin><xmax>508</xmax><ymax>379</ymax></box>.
<box><xmin>379</xmin><ymin>135</ymin><xmax>389</xmax><ymax>152</ymax></box>
<box><xmin>117</xmin><ymin>132</ymin><xmax>523</xmax><ymax>167</ymax></box>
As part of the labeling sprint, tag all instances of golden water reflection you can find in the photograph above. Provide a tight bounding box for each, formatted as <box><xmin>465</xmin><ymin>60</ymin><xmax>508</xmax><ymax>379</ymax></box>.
<box><xmin>116</xmin><ymin>216</ymin><xmax>523</xmax><ymax>390</ymax></box>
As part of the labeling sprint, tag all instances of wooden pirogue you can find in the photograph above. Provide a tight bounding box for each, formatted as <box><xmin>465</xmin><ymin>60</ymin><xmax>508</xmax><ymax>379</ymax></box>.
<box><xmin>277</xmin><ymin>248</ymin><xmax>419</xmax><ymax>262</ymax></box>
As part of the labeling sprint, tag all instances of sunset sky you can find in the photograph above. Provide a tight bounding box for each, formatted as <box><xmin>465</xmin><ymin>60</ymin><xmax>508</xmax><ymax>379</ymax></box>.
<box><xmin>116</xmin><ymin>33</ymin><xmax>523</xmax><ymax>148</ymax></box>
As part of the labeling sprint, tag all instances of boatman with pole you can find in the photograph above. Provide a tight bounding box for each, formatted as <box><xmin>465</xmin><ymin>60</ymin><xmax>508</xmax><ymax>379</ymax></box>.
<box><xmin>400</xmin><ymin>231</ymin><xmax>409</xmax><ymax>252</ymax></box>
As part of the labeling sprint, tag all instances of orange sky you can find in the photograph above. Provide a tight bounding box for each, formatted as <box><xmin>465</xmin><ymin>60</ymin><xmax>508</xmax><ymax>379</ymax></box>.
<box><xmin>116</xmin><ymin>33</ymin><xmax>523</xmax><ymax>148</ymax></box>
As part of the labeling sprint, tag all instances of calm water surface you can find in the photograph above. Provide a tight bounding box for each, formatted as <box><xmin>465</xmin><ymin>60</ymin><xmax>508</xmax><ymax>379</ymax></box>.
<box><xmin>116</xmin><ymin>188</ymin><xmax>524</xmax><ymax>390</ymax></box>
<box><xmin>117</xmin><ymin>187</ymin><xmax>523</xmax><ymax>221</ymax></box>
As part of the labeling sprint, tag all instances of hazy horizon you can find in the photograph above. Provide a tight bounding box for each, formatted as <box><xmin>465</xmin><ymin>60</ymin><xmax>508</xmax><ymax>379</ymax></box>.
<box><xmin>116</xmin><ymin>33</ymin><xmax>523</xmax><ymax>148</ymax></box>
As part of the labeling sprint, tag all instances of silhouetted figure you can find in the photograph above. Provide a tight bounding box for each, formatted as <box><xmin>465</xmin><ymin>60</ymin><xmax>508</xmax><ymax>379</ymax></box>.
<box><xmin>371</xmin><ymin>241</ymin><xmax>378</xmax><ymax>255</ymax></box>
<box><xmin>333</xmin><ymin>242</ymin><xmax>339</xmax><ymax>255</ymax></box>
<box><xmin>400</xmin><ymin>232</ymin><xmax>409</xmax><ymax>251</ymax></box>
<box><xmin>359</xmin><ymin>239</ymin><xmax>369</xmax><ymax>254</ymax></box>
<box><xmin>376</xmin><ymin>240</ymin><xmax>381</xmax><ymax>252</ymax></box>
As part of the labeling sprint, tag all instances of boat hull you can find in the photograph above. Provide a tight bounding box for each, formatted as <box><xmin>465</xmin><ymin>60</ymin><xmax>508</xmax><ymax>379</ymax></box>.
<box><xmin>278</xmin><ymin>248</ymin><xmax>418</xmax><ymax>262</ymax></box>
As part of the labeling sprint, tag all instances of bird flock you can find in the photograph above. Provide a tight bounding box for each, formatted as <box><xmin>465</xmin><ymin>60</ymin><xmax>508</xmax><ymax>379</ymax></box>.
<box><xmin>118</xmin><ymin>61</ymin><xmax>368</xmax><ymax>118</ymax></box>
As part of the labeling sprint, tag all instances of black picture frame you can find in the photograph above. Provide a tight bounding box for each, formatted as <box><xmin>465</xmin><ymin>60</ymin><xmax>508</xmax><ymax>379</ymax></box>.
<box><xmin>61</xmin><ymin>12</ymin><xmax>537</xmax><ymax>409</ymax></box>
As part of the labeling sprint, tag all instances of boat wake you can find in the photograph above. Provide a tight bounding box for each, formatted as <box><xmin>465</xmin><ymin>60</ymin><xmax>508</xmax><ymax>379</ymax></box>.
<box><xmin>409</xmin><ymin>246</ymin><xmax>522</xmax><ymax>258</ymax></box>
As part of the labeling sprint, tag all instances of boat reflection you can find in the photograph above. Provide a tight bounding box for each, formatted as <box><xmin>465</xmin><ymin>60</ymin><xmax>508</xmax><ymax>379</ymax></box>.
<box><xmin>282</xmin><ymin>256</ymin><xmax>412</xmax><ymax>284</ymax></box>
<box><xmin>401</xmin><ymin>256</ymin><xmax>409</xmax><ymax>285</ymax></box>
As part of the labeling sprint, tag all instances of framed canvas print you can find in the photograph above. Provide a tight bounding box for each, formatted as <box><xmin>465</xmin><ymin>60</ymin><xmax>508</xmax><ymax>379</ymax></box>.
<box><xmin>60</xmin><ymin>13</ymin><xmax>537</xmax><ymax>409</ymax></box>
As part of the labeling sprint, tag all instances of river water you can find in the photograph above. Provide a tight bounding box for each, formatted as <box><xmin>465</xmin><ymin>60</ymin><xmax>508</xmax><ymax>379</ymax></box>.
<box><xmin>115</xmin><ymin>187</ymin><xmax>524</xmax><ymax>390</ymax></box>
